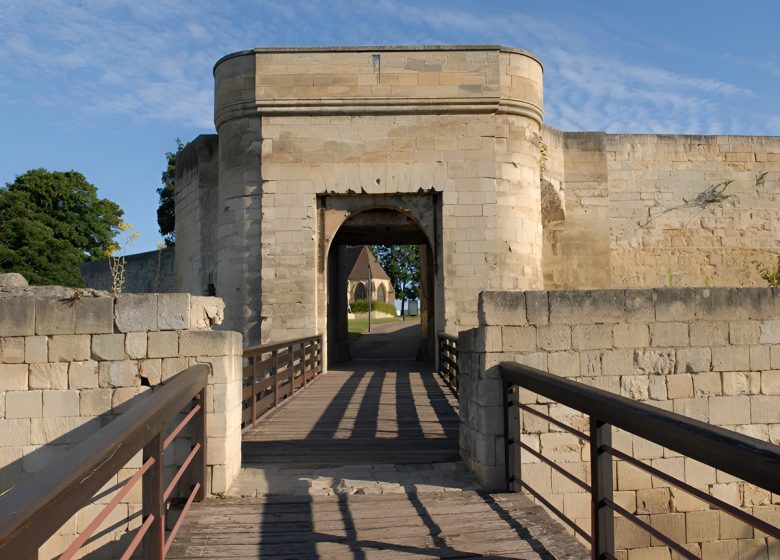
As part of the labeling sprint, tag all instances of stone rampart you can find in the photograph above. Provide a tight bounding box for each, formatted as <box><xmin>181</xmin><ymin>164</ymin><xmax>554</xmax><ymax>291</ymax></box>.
<box><xmin>459</xmin><ymin>288</ymin><xmax>779</xmax><ymax>558</ymax></box>
<box><xmin>0</xmin><ymin>288</ymin><xmax>241</xmax><ymax>558</ymax></box>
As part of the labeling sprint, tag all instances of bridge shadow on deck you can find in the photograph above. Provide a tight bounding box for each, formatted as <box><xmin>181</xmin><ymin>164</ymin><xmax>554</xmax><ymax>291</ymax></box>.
<box><xmin>169</xmin><ymin>362</ymin><xmax>587</xmax><ymax>559</ymax></box>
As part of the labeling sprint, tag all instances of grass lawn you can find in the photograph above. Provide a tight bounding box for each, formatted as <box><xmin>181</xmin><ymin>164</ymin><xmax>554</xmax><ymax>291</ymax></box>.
<box><xmin>348</xmin><ymin>316</ymin><xmax>417</xmax><ymax>342</ymax></box>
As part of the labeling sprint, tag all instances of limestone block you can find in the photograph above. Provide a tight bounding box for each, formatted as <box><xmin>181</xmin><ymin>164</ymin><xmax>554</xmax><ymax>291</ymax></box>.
<box><xmin>621</xmin><ymin>376</ymin><xmax>649</xmax><ymax>400</ymax></box>
<box><xmin>572</xmin><ymin>324</ymin><xmax>612</xmax><ymax>350</ymax></box>
<box><xmin>675</xmin><ymin>348</ymin><xmax>711</xmax><ymax>374</ymax></box>
<box><xmin>98</xmin><ymin>361</ymin><xmax>140</xmax><ymax>388</ymax></box>
<box><xmin>478</xmin><ymin>291</ymin><xmax>526</xmax><ymax>326</ymax></box>
<box><xmin>773</xmin><ymin>347</ymin><xmax>780</xmax><ymax>369</ymax></box>
<box><xmin>654</xmin><ymin>288</ymin><xmax>698</xmax><ymax>321</ymax></box>
<box><xmin>91</xmin><ymin>334</ymin><xmax>125</xmax><ymax>361</ymax></box>
<box><xmin>43</xmin><ymin>391</ymin><xmax>79</xmax><ymax>417</ymax></box>
<box><xmin>759</xmin><ymin>320</ymin><xmax>780</xmax><ymax>344</ymax></box>
<box><xmin>179</xmin><ymin>331</ymin><xmax>241</xmax><ymax>357</ymax></box>
<box><xmin>712</xmin><ymin>346</ymin><xmax>750</xmax><ymax>372</ymax></box>
<box><xmin>80</xmin><ymin>389</ymin><xmax>112</xmax><ymax>416</ymax></box>
<box><xmin>550</xmin><ymin>290</ymin><xmax>626</xmax><ymax>324</ymax></box>
<box><xmin>125</xmin><ymin>332</ymin><xmax>147</xmax><ymax>360</ymax></box>
<box><xmin>0</xmin><ymin>363</ymin><xmax>28</xmax><ymax>390</ymax></box>
<box><xmin>6</xmin><ymin>390</ymin><xmax>42</xmax><ymax>418</ymax></box>
<box><xmin>24</xmin><ymin>336</ymin><xmax>47</xmax><ymax>363</ymax></box>
<box><xmin>31</xmin><ymin>416</ymin><xmax>98</xmax><ymax>445</ymax></box>
<box><xmin>536</xmin><ymin>325</ymin><xmax>570</xmax><ymax>351</ymax></box>
<box><xmin>685</xmin><ymin>509</ymin><xmax>720</xmax><ymax>543</ymax></box>
<box><xmin>650</xmin><ymin>512</ymin><xmax>686</xmax><ymax>548</ymax></box>
<box><xmin>673</xmin><ymin>398</ymin><xmax>709</xmax><ymax>422</ymax></box>
<box><xmin>74</xmin><ymin>297</ymin><xmax>113</xmax><ymax>334</ymax></box>
<box><xmin>689</xmin><ymin>321</ymin><xmax>729</xmax><ymax>347</ymax></box>
<box><xmin>68</xmin><ymin>361</ymin><xmax>98</xmax><ymax>389</ymax></box>
<box><xmin>747</xmin><ymin>347</ymin><xmax>769</xmax><ymax>373</ymax></box>
<box><xmin>205</xmin><ymin>402</ymin><xmax>242</xmax><ymax>437</ymax></box>
<box><xmin>692</xmin><ymin>372</ymin><xmax>722</xmax><ymax>397</ymax></box>
<box><xmin>539</xmin><ymin>432</ymin><xmax>581</xmax><ymax>463</ymax></box>
<box><xmin>29</xmin><ymin>363</ymin><xmax>68</xmax><ymax>389</ymax></box>
<box><xmin>148</xmin><ymin>331</ymin><xmax>179</xmax><ymax>358</ymax></box>
<box><xmin>751</xmin><ymin>396</ymin><xmax>780</xmax><ymax>423</ymax></box>
<box><xmin>743</xmin><ymin>484</ymin><xmax>771</xmax><ymax>507</ymax></box>
<box><xmin>190</xmin><ymin>297</ymin><xmax>225</xmax><ymax>329</ymax></box>
<box><xmin>112</xmin><ymin>386</ymin><xmax>149</xmax><ymax>414</ymax></box>
<box><xmin>635</xmin><ymin>350</ymin><xmax>675</xmax><ymax>375</ymax></box>
<box><xmin>602</xmin><ymin>349</ymin><xmax>634</xmax><ymax>376</ymax></box>
<box><xmin>636</xmin><ymin>488</ymin><xmax>671</xmax><ymax>514</ymax></box>
<box><xmin>614</xmin><ymin>323</ymin><xmax>650</xmax><ymax>348</ymax></box>
<box><xmin>115</xmin><ymin>294</ymin><xmax>158</xmax><ymax>332</ymax></box>
<box><xmin>0</xmin><ymin>420</ymin><xmax>30</xmax><ymax>446</ymax></box>
<box><xmin>650</xmin><ymin>322</ymin><xmax>689</xmax><ymax>347</ymax></box>
<box><xmin>709</xmin><ymin>395</ymin><xmax>751</xmax><ymax>425</ymax></box>
<box><xmin>730</xmin><ymin>321</ymin><xmax>761</xmax><ymax>345</ymax></box>
<box><xmin>501</xmin><ymin>326</ymin><xmax>536</xmax><ymax>352</ymax></box>
<box><xmin>0</xmin><ymin>297</ymin><xmax>35</xmax><ymax>336</ymax></box>
<box><xmin>737</xmin><ymin>539</ymin><xmax>768</xmax><ymax>560</ymax></box>
<box><xmin>762</xmin><ymin>371</ymin><xmax>780</xmax><ymax>395</ymax></box>
<box><xmin>525</xmin><ymin>291</ymin><xmax>548</xmax><ymax>325</ymax></box>
<box><xmin>647</xmin><ymin>376</ymin><xmax>667</xmax><ymax>400</ymax></box>
<box><xmin>723</xmin><ymin>371</ymin><xmax>761</xmax><ymax>395</ymax></box>
<box><xmin>196</xmin><ymin>355</ymin><xmax>241</xmax><ymax>385</ymax></box>
<box><xmin>547</xmin><ymin>351</ymin><xmax>579</xmax><ymax>377</ymax></box>
<box><xmin>139</xmin><ymin>359</ymin><xmax>162</xmax><ymax>385</ymax></box>
<box><xmin>614</xmin><ymin>515</ymin><xmax>651</xmax><ymax>549</ymax></box>
<box><xmin>161</xmin><ymin>357</ymin><xmax>190</xmax><ymax>381</ymax></box>
<box><xmin>666</xmin><ymin>374</ymin><xmax>693</xmax><ymax>399</ymax></box>
<box><xmin>625</xmin><ymin>290</ymin><xmax>655</xmax><ymax>323</ymax></box>
<box><xmin>48</xmin><ymin>335</ymin><xmax>91</xmax><ymax>362</ymax></box>
<box><xmin>158</xmin><ymin>293</ymin><xmax>190</xmax><ymax>330</ymax></box>
<box><xmin>208</xmin><ymin>382</ymin><xmax>242</xmax><ymax>414</ymax></box>
<box><xmin>719</xmin><ymin>510</ymin><xmax>753</xmax><ymax>539</ymax></box>
<box><xmin>35</xmin><ymin>298</ymin><xmax>76</xmax><ymax>335</ymax></box>
<box><xmin>0</xmin><ymin>337</ymin><xmax>24</xmax><ymax>363</ymax></box>
<box><xmin>701</xmin><ymin>540</ymin><xmax>738</xmax><ymax>560</ymax></box>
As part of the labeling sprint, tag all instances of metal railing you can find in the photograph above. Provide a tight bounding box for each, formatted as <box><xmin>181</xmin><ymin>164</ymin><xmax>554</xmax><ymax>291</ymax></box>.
<box><xmin>0</xmin><ymin>364</ymin><xmax>209</xmax><ymax>559</ymax></box>
<box><xmin>242</xmin><ymin>334</ymin><xmax>324</xmax><ymax>427</ymax></box>
<box><xmin>437</xmin><ymin>332</ymin><xmax>459</xmax><ymax>397</ymax></box>
<box><xmin>500</xmin><ymin>361</ymin><xmax>780</xmax><ymax>560</ymax></box>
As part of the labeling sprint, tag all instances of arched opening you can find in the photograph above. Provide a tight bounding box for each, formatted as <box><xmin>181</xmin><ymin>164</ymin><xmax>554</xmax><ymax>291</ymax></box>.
<box><xmin>353</xmin><ymin>282</ymin><xmax>367</xmax><ymax>301</ymax></box>
<box><xmin>326</xmin><ymin>207</ymin><xmax>436</xmax><ymax>366</ymax></box>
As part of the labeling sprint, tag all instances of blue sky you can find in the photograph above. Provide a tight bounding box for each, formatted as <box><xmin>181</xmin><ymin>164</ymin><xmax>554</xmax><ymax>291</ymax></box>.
<box><xmin>1</xmin><ymin>0</ymin><xmax>778</xmax><ymax>253</ymax></box>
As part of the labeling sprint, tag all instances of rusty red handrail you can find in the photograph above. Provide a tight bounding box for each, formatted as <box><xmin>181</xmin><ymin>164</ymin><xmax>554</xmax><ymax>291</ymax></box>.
<box><xmin>0</xmin><ymin>364</ymin><xmax>209</xmax><ymax>559</ymax></box>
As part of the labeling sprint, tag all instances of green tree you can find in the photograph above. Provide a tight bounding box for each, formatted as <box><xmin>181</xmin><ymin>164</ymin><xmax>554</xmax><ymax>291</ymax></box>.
<box><xmin>369</xmin><ymin>245</ymin><xmax>420</xmax><ymax>317</ymax></box>
<box><xmin>157</xmin><ymin>139</ymin><xmax>184</xmax><ymax>246</ymax></box>
<box><xmin>0</xmin><ymin>169</ymin><xmax>123</xmax><ymax>286</ymax></box>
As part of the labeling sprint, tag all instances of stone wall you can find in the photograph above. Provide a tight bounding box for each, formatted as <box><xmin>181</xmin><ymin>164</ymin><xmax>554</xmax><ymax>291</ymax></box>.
<box><xmin>460</xmin><ymin>288</ymin><xmax>780</xmax><ymax>558</ymax></box>
<box><xmin>0</xmin><ymin>287</ymin><xmax>242</xmax><ymax>558</ymax></box>
<box><xmin>80</xmin><ymin>246</ymin><xmax>175</xmax><ymax>294</ymax></box>
<box><xmin>544</xmin><ymin>132</ymin><xmax>780</xmax><ymax>289</ymax></box>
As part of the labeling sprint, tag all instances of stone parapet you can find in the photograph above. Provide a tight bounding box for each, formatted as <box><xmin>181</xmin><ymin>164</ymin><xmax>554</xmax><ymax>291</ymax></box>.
<box><xmin>0</xmin><ymin>289</ymin><xmax>241</xmax><ymax>558</ymax></box>
<box><xmin>460</xmin><ymin>287</ymin><xmax>780</xmax><ymax>558</ymax></box>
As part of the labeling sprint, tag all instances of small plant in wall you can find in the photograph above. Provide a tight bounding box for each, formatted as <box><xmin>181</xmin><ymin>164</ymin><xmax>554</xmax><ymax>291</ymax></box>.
<box><xmin>641</xmin><ymin>179</ymin><xmax>738</xmax><ymax>228</ymax></box>
<box><xmin>106</xmin><ymin>222</ymin><xmax>140</xmax><ymax>294</ymax></box>
<box><xmin>753</xmin><ymin>255</ymin><xmax>780</xmax><ymax>287</ymax></box>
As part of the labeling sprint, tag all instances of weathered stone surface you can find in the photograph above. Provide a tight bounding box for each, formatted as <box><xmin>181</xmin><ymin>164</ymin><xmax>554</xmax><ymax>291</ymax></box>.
<box><xmin>74</xmin><ymin>297</ymin><xmax>114</xmax><ymax>334</ymax></box>
<box><xmin>125</xmin><ymin>332</ymin><xmax>147</xmax><ymax>360</ymax></box>
<box><xmin>115</xmin><ymin>294</ymin><xmax>157</xmax><ymax>333</ymax></box>
<box><xmin>157</xmin><ymin>293</ymin><xmax>190</xmax><ymax>330</ymax></box>
<box><xmin>179</xmin><ymin>330</ymin><xmax>241</xmax><ymax>357</ymax></box>
<box><xmin>0</xmin><ymin>273</ymin><xmax>28</xmax><ymax>288</ymax></box>
<box><xmin>29</xmin><ymin>363</ymin><xmax>68</xmax><ymax>389</ymax></box>
<box><xmin>147</xmin><ymin>331</ymin><xmax>179</xmax><ymax>358</ymax></box>
<box><xmin>35</xmin><ymin>298</ymin><xmax>75</xmax><ymax>335</ymax></box>
<box><xmin>0</xmin><ymin>297</ymin><xmax>35</xmax><ymax>336</ymax></box>
<box><xmin>0</xmin><ymin>363</ymin><xmax>28</xmax><ymax>390</ymax></box>
<box><xmin>49</xmin><ymin>335</ymin><xmax>91</xmax><ymax>362</ymax></box>
<box><xmin>98</xmin><ymin>360</ymin><xmax>140</xmax><ymax>388</ymax></box>
<box><xmin>0</xmin><ymin>337</ymin><xmax>24</xmax><ymax>363</ymax></box>
<box><xmin>68</xmin><ymin>360</ymin><xmax>98</xmax><ymax>389</ymax></box>
<box><xmin>190</xmin><ymin>297</ymin><xmax>225</xmax><ymax>329</ymax></box>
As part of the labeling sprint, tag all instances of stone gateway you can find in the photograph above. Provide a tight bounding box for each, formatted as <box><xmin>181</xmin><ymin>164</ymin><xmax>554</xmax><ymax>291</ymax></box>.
<box><xmin>174</xmin><ymin>45</ymin><xmax>779</xmax><ymax>362</ymax></box>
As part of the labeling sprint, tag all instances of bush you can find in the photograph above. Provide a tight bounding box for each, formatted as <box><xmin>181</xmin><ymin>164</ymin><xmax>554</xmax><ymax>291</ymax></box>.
<box><xmin>350</xmin><ymin>299</ymin><xmax>397</xmax><ymax>315</ymax></box>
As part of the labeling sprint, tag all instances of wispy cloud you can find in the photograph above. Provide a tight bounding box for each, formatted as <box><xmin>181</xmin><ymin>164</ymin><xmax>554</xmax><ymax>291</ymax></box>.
<box><xmin>0</xmin><ymin>0</ymin><xmax>773</xmax><ymax>135</ymax></box>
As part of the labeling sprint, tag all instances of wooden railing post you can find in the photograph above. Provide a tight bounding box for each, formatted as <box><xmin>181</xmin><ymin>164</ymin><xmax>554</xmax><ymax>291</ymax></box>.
<box><xmin>193</xmin><ymin>389</ymin><xmax>207</xmax><ymax>500</ymax></box>
<box><xmin>301</xmin><ymin>340</ymin><xmax>307</xmax><ymax>385</ymax></box>
<box><xmin>503</xmin><ymin>382</ymin><xmax>520</xmax><ymax>493</ymax></box>
<box><xmin>142</xmin><ymin>434</ymin><xmax>164</xmax><ymax>560</ymax></box>
<box><xmin>318</xmin><ymin>334</ymin><xmax>324</xmax><ymax>374</ymax></box>
<box><xmin>249</xmin><ymin>356</ymin><xmax>257</xmax><ymax>427</ymax></box>
<box><xmin>272</xmin><ymin>349</ymin><xmax>279</xmax><ymax>407</ymax></box>
<box><xmin>590</xmin><ymin>418</ymin><xmax>614</xmax><ymax>560</ymax></box>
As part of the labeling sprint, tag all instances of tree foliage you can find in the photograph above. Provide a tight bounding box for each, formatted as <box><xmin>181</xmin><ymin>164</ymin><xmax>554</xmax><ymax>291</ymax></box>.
<box><xmin>369</xmin><ymin>245</ymin><xmax>420</xmax><ymax>315</ymax></box>
<box><xmin>0</xmin><ymin>169</ymin><xmax>123</xmax><ymax>286</ymax></box>
<box><xmin>157</xmin><ymin>139</ymin><xmax>183</xmax><ymax>247</ymax></box>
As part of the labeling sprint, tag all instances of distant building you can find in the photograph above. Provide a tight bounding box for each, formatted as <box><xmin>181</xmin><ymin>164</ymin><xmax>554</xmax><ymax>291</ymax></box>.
<box><xmin>344</xmin><ymin>246</ymin><xmax>394</xmax><ymax>305</ymax></box>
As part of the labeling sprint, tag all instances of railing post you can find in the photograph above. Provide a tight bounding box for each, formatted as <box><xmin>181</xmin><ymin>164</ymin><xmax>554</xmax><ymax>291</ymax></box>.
<box><xmin>503</xmin><ymin>381</ymin><xmax>520</xmax><ymax>493</ymax></box>
<box><xmin>287</xmin><ymin>344</ymin><xmax>294</xmax><ymax>397</ymax></box>
<box><xmin>142</xmin><ymin>434</ymin><xmax>164</xmax><ymax>560</ymax></box>
<box><xmin>590</xmin><ymin>418</ymin><xmax>614</xmax><ymax>560</ymax></box>
<box><xmin>317</xmin><ymin>334</ymin><xmax>324</xmax><ymax>374</ymax></box>
<box><xmin>301</xmin><ymin>340</ymin><xmax>307</xmax><ymax>385</ymax></box>
<box><xmin>193</xmin><ymin>388</ymin><xmax>207</xmax><ymax>500</ymax></box>
<box><xmin>272</xmin><ymin>349</ymin><xmax>279</xmax><ymax>407</ymax></box>
<box><xmin>249</xmin><ymin>355</ymin><xmax>257</xmax><ymax>427</ymax></box>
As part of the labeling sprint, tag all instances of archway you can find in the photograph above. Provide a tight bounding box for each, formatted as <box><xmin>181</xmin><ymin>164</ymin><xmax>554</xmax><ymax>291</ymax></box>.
<box><xmin>353</xmin><ymin>282</ymin><xmax>367</xmax><ymax>301</ymax></box>
<box><xmin>324</xmin><ymin>205</ymin><xmax>437</xmax><ymax>366</ymax></box>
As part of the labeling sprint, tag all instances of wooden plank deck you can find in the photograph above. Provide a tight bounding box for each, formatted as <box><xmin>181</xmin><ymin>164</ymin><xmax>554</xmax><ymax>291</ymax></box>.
<box><xmin>169</xmin><ymin>362</ymin><xmax>587</xmax><ymax>559</ymax></box>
